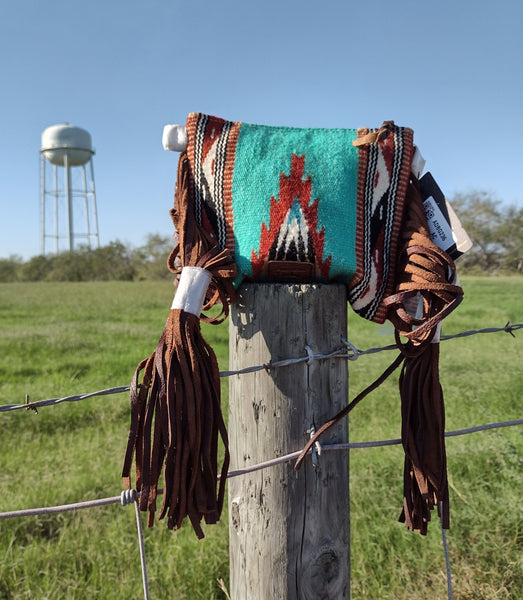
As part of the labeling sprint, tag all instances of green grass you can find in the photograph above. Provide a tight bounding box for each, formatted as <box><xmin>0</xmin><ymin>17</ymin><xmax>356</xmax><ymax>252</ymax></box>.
<box><xmin>0</xmin><ymin>277</ymin><xmax>521</xmax><ymax>599</ymax></box>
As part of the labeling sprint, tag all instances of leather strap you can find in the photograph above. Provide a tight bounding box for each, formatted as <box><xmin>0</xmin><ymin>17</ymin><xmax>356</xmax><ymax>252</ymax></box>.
<box><xmin>122</xmin><ymin>153</ymin><xmax>237</xmax><ymax>538</ymax></box>
<box><xmin>295</xmin><ymin>179</ymin><xmax>463</xmax><ymax>534</ymax></box>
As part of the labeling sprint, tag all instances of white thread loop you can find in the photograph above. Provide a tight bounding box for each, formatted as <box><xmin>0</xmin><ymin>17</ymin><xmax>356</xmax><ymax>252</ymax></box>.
<box><xmin>171</xmin><ymin>267</ymin><xmax>212</xmax><ymax>316</ymax></box>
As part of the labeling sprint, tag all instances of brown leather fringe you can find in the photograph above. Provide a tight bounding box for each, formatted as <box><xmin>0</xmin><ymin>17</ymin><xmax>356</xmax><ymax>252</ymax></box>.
<box><xmin>397</xmin><ymin>343</ymin><xmax>449</xmax><ymax>533</ymax></box>
<box><xmin>122</xmin><ymin>153</ymin><xmax>237</xmax><ymax>539</ymax></box>
<box><xmin>296</xmin><ymin>179</ymin><xmax>463</xmax><ymax>534</ymax></box>
<box><xmin>124</xmin><ymin>145</ymin><xmax>462</xmax><ymax>537</ymax></box>
<box><xmin>385</xmin><ymin>180</ymin><xmax>462</xmax><ymax>533</ymax></box>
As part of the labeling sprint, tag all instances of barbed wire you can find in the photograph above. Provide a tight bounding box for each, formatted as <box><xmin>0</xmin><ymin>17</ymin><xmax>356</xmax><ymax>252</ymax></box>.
<box><xmin>1</xmin><ymin>322</ymin><xmax>520</xmax><ymax>414</ymax></box>
<box><xmin>1</xmin><ymin>322</ymin><xmax>520</xmax><ymax>600</ymax></box>
<box><xmin>1</xmin><ymin>418</ymin><xmax>521</xmax><ymax>522</ymax></box>
<box><xmin>0</xmin><ymin>387</ymin><xmax>131</xmax><ymax>414</ymax></box>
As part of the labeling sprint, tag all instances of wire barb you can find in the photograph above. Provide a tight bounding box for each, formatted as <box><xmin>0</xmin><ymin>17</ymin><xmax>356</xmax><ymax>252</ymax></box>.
<box><xmin>504</xmin><ymin>320</ymin><xmax>516</xmax><ymax>338</ymax></box>
<box><xmin>0</xmin><ymin>323</ymin><xmax>520</xmax><ymax>414</ymax></box>
<box><xmin>25</xmin><ymin>394</ymin><xmax>38</xmax><ymax>415</ymax></box>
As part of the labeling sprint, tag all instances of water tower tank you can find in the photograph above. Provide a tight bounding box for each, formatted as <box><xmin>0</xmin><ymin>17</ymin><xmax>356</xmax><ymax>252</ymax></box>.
<box><xmin>41</xmin><ymin>123</ymin><xmax>94</xmax><ymax>166</ymax></box>
<box><xmin>40</xmin><ymin>123</ymin><xmax>99</xmax><ymax>254</ymax></box>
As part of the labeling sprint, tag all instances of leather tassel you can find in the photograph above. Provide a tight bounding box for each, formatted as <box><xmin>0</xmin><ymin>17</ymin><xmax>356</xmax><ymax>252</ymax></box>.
<box><xmin>296</xmin><ymin>180</ymin><xmax>462</xmax><ymax>535</ymax></box>
<box><xmin>122</xmin><ymin>153</ymin><xmax>236</xmax><ymax>538</ymax></box>
<box><xmin>385</xmin><ymin>181</ymin><xmax>462</xmax><ymax>532</ymax></box>
<box><xmin>398</xmin><ymin>343</ymin><xmax>449</xmax><ymax>533</ymax></box>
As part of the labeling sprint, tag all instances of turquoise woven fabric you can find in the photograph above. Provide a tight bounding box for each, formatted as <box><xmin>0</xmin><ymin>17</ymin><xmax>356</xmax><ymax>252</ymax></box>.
<box><xmin>231</xmin><ymin>123</ymin><xmax>359</xmax><ymax>285</ymax></box>
<box><xmin>185</xmin><ymin>112</ymin><xmax>414</xmax><ymax>324</ymax></box>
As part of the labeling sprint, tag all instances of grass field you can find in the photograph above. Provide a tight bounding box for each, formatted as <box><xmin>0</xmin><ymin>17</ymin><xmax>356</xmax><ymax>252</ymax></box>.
<box><xmin>0</xmin><ymin>277</ymin><xmax>521</xmax><ymax>599</ymax></box>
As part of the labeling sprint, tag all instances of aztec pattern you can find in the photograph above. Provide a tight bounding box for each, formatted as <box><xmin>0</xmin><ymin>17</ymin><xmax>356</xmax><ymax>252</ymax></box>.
<box><xmin>184</xmin><ymin>112</ymin><xmax>414</xmax><ymax>323</ymax></box>
<box><xmin>348</xmin><ymin>125</ymin><xmax>414</xmax><ymax>322</ymax></box>
<box><xmin>186</xmin><ymin>113</ymin><xmax>240</xmax><ymax>254</ymax></box>
<box><xmin>252</xmin><ymin>153</ymin><xmax>332</xmax><ymax>282</ymax></box>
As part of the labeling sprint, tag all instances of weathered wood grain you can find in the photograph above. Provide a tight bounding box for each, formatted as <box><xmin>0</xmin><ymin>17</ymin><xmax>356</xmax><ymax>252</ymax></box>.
<box><xmin>228</xmin><ymin>283</ymin><xmax>350</xmax><ymax>600</ymax></box>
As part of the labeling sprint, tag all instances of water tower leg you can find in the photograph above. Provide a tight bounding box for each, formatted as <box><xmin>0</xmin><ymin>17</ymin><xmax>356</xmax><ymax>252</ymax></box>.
<box><xmin>40</xmin><ymin>155</ymin><xmax>46</xmax><ymax>255</ymax></box>
<box><xmin>64</xmin><ymin>153</ymin><xmax>73</xmax><ymax>251</ymax></box>
<box><xmin>81</xmin><ymin>165</ymin><xmax>91</xmax><ymax>247</ymax></box>
<box><xmin>53</xmin><ymin>165</ymin><xmax>59</xmax><ymax>254</ymax></box>
<box><xmin>89</xmin><ymin>160</ymin><xmax>100</xmax><ymax>248</ymax></box>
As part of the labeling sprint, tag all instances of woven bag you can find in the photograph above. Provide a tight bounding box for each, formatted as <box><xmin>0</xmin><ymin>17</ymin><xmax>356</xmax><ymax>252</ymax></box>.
<box><xmin>122</xmin><ymin>113</ymin><xmax>463</xmax><ymax>537</ymax></box>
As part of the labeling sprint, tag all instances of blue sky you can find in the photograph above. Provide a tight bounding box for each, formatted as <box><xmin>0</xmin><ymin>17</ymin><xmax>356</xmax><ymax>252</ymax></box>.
<box><xmin>1</xmin><ymin>0</ymin><xmax>521</xmax><ymax>259</ymax></box>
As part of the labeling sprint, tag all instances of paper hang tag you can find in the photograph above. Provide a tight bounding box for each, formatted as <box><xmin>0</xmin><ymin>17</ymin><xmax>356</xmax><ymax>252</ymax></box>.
<box><xmin>419</xmin><ymin>172</ymin><xmax>473</xmax><ymax>260</ymax></box>
<box><xmin>379</xmin><ymin>173</ymin><xmax>470</xmax><ymax>337</ymax></box>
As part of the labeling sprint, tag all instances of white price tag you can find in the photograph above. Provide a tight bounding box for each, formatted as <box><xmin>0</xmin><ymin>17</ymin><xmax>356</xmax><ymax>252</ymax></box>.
<box><xmin>423</xmin><ymin>196</ymin><xmax>456</xmax><ymax>253</ymax></box>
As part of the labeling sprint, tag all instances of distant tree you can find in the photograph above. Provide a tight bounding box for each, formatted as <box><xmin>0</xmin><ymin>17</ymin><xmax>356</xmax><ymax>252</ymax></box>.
<box><xmin>132</xmin><ymin>233</ymin><xmax>174</xmax><ymax>280</ymax></box>
<box><xmin>16</xmin><ymin>243</ymin><xmax>136</xmax><ymax>282</ymax></box>
<box><xmin>450</xmin><ymin>191</ymin><xmax>522</xmax><ymax>273</ymax></box>
<box><xmin>90</xmin><ymin>241</ymin><xmax>136</xmax><ymax>281</ymax></box>
<box><xmin>0</xmin><ymin>255</ymin><xmax>23</xmax><ymax>282</ymax></box>
<box><xmin>45</xmin><ymin>248</ymin><xmax>92</xmax><ymax>281</ymax></box>
<box><xmin>497</xmin><ymin>204</ymin><xmax>523</xmax><ymax>273</ymax></box>
<box><xmin>451</xmin><ymin>191</ymin><xmax>503</xmax><ymax>272</ymax></box>
<box><xmin>19</xmin><ymin>254</ymin><xmax>54</xmax><ymax>281</ymax></box>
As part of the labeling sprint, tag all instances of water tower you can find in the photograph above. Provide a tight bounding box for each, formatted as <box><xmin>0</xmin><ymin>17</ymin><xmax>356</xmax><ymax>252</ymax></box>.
<box><xmin>40</xmin><ymin>123</ymin><xmax>100</xmax><ymax>254</ymax></box>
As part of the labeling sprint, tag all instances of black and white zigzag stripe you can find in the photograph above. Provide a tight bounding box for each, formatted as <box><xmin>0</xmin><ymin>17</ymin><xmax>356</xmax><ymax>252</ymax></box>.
<box><xmin>348</xmin><ymin>127</ymin><xmax>404</xmax><ymax>321</ymax></box>
<box><xmin>192</xmin><ymin>114</ymin><xmax>231</xmax><ymax>251</ymax></box>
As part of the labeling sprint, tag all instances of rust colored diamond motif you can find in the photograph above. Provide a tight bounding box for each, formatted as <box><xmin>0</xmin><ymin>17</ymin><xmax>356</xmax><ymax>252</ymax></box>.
<box><xmin>251</xmin><ymin>154</ymin><xmax>331</xmax><ymax>280</ymax></box>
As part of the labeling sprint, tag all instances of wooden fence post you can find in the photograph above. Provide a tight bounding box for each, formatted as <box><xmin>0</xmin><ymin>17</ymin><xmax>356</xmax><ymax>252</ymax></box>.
<box><xmin>228</xmin><ymin>283</ymin><xmax>350</xmax><ymax>600</ymax></box>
